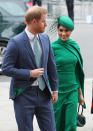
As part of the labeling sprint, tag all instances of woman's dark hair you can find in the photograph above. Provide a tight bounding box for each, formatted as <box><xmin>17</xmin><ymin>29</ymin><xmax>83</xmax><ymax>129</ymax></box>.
<box><xmin>57</xmin><ymin>24</ymin><xmax>61</xmax><ymax>29</ymax></box>
<box><xmin>57</xmin><ymin>17</ymin><xmax>61</xmax><ymax>29</ymax></box>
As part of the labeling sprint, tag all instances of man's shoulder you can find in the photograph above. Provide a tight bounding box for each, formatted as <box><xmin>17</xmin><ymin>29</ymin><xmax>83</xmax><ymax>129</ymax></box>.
<box><xmin>39</xmin><ymin>33</ymin><xmax>49</xmax><ymax>39</ymax></box>
<box><xmin>7</xmin><ymin>31</ymin><xmax>26</xmax><ymax>47</ymax></box>
<box><xmin>13</xmin><ymin>31</ymin><xmax>26</xmax><ymax>41</ymax></box>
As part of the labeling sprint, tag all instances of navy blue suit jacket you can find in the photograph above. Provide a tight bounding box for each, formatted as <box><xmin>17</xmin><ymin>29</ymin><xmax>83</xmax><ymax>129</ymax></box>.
<box><xmin>2</xmin><ymin>31</ymin><xmax>58</xmax><ymax>99</ymax></box>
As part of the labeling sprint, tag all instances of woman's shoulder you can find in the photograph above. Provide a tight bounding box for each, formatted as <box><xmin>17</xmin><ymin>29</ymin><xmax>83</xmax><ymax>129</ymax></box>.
<box><xmin>51</xmin><ymin>39</ymin><xmax>58</xmax><ymax>45</ymax></box>
<box><xmin>51</xmin><ymin>39</ymin><xmax>59</xmax><ymax>48</ymax></box>
<box><xmin>69</xmin><ymin>38</ymin><xmax>80</xmax><ymax>50</ymax></box>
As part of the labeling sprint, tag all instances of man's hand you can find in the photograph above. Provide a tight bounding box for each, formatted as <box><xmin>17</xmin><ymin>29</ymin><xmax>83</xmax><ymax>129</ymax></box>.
<box><xmin>30</xmin><ymin>68</ymin><xmax>44</xmax><ymax>78</ymax></box>
<box><xmin>52</xmin><ymin>92</ymin><xmax>58</xmax><ymax>103</ymax></box>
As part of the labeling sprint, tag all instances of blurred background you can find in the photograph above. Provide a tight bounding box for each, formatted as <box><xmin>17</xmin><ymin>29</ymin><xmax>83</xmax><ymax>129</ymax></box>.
<box><xmin>0</xmin><ymin>1</ymin><xmax>93</xmax><ymax>130</ymax></box>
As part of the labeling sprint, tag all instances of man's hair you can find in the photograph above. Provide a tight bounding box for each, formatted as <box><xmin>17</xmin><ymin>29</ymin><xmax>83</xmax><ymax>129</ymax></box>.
<box><xmin>25</xmin><ymin>6</ymin><xmax>47</xmax><ymax>24</ymax></box>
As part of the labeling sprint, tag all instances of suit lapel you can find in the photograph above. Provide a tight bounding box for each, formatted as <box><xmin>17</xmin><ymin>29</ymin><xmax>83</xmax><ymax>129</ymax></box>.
<box><xmin>23</xmin><ymin>31</ymin><xmax>37</xmax><ymax>67</ymax></box>
<box><xmin>38</xmin><ymin>34</ymin><xmax>44</xmax><ymax>67</ymax></box>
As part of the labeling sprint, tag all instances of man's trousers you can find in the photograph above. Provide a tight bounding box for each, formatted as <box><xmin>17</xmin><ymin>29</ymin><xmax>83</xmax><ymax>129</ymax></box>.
<box><xmin>14</xmin><ymin>86</ymin><xmax>56</xmax><ymax>131</ymax></box>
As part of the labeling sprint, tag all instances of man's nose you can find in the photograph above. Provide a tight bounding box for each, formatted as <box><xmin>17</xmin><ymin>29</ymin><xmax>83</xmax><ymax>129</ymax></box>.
<box><xmin>45</xmin><ymin>22</ymin><xmax>47</xmax><ymax>27</ymax></box>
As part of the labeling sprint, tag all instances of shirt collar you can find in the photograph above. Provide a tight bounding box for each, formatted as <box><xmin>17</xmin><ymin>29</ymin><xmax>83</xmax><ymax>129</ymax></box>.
<box><xmin>25</xmin><ymin>28</ymin><xmax>38</xmax><ymax>40</ymax></box>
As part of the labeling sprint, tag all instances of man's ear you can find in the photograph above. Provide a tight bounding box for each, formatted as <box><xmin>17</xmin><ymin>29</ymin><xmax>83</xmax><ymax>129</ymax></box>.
<box><xmin>32</xmin><ymin>18</ymin><xmax>37</xmax><ymax>24</ymax></box>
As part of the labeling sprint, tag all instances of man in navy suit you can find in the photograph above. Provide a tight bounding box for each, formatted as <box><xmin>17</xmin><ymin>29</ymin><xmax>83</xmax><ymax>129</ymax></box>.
<box><xmin>2</xmin><ymin>6</ymin><xmax>58</xmax><ymax>131</ymax></box>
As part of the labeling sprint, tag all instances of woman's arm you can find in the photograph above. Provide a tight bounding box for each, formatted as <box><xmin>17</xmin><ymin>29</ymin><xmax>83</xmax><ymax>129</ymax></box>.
<box><xmin>78</xmin><ymin>88</ymin><xmax>85</xmax><ymax>105</ymax></box>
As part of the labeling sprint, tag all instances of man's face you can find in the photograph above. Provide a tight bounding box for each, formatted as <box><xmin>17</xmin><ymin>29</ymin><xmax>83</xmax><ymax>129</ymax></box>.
<box><xmin>58</xmin><ymin>25</ymin><xmax>72</xmax><ymax>41</ymax></box>
<box><xmin>34</xmin><ymin>14</ymin><xmax>47</xmax><ymax>33</ymax></box>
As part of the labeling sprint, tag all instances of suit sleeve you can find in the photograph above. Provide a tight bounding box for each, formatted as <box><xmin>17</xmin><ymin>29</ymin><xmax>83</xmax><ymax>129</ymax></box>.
<box><xmin>2</xmin><ymin>39</ymin><xmax>30</xmax><ymax>81</ymax></box>
<box><xmin>47</xmin><ymin>37</ymin><xmax>58</xmax><ymax>91</ymax></box>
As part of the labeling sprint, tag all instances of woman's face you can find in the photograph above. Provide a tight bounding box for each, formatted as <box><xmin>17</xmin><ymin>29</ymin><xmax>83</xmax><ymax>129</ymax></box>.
<box><xmin>58</xmin><ymin>25</ymin><xmax>72</xmax><ymax>41</ymax></box>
